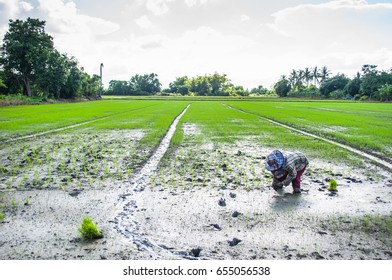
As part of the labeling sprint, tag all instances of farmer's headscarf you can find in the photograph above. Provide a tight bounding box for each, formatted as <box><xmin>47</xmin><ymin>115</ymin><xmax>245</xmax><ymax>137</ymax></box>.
<box><xmin>265</xmin><ymin>150</ymin><xmax>285</xmax><ymax>172</ymax></box>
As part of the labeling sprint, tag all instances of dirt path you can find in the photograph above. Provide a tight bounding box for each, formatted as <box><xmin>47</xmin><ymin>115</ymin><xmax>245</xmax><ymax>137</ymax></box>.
<box><xmin>225</xmin><ymin>104</ymin><xmax>392</xmax><ymax>171</ymax></box>
<box><xmin>111</xmin><ymin>104</ymin><xmax>191</xmax><ymax>258</ymax></box>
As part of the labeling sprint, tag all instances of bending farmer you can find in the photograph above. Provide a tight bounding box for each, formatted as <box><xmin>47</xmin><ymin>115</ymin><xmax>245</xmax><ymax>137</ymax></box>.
<box><xmin>265</xmin><ymin>150</ymin><xmax>308</xmax><ymax>194</ymax></box>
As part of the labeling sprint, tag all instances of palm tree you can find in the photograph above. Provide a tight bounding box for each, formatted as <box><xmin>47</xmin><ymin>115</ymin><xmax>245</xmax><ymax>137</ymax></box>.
<box><xmin>288</xmin><ymin>69</ymin><xmax>306</xmax><ymax>91</ymax></box>
<box><xmin>289</xmin><ymin>70</ymin><xmax>297</xmax><ymax>89</ymax></box>
<box><xmin>296</xmin><ymin>69</ymin><xmax>305</xmax><ymax>89</ymax></box>
<box><xmin>303</xmin><ymin>67</ymin><xmax>312</xmax><ymax>87</ymax></box>
<box><xmin>319</xmin><ymin>66</ymin><xmax>331</xmax><ymax>85</ymax></box>
<box><xmin>312</xmin><ymin>66</ymin><xmax>319</xmax><ymax>87</ymax></box>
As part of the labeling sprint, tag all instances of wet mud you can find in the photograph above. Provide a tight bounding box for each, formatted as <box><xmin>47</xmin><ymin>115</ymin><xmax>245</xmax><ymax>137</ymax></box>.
<box><xmin>1</xmin><ymin>119</ymin><xmax>392</xmax><ymax>260</ymax></box>
<box><xmin>122</xmin><ymin>141</ymin><xmax>392</xmax><ymax>260</ymax></box>
<box><xmin>0</xmin><ymin>128</ymin><xmax>152</xmax><ymax>259</ymax></box>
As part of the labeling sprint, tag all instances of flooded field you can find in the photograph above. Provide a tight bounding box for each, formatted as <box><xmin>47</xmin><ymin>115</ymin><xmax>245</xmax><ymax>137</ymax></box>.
<box><xmin>1</xmin><ymin>100</ymin><xmax>391</xmax><ymax>260</ymax></box>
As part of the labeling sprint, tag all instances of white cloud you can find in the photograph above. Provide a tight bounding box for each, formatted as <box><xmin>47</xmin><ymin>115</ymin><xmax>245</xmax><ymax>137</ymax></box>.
<box><xmin>318</xmin><ymin>48</ymin><xmax>392</xmax><ymax>75</ymax></box>
<box><xmin>184</xmin><ymin>0</ymin><xmax>208</xmax><ymax>8</ymax></box>
<box><xmin>1</xmin><ymin>0</ymin><xmax>391</xmax><ymax>89</ymax></box>
<box><xmin>146</xmin><ymin>0</ymin><xmax>210</xmax><ymax>14</ymax></box>
<box><xmin>151</xmin><ymin>26</ymin><xmax>257</xmax><ymax>86</ymax></box>
<box><xmin>146</xmin><ymin>0</ymin><xmax>175</xmax><ymax>16</ymax></box>
<box><xmin>135</xmin><ymin>15</ymin><xmax>155</xmax><ymax>29</ymax></box>
<box><xmin>38</xmin><ymin>0</ymin><xmax>119</xmax><ymax>35</ymax></box>
<box><xmin>20</xmin><ymin>1</ymin><xmax>33</xmax><ymax>11</ymax></box>
<box><xmin>0</xmin><ymin>0</ymin><xmax>23</xmax><ymax>39</ymax></box>
<box><xmin>80</xmin><ymin>25</ymin><xmax>257</xmax><ymax>88</ymax></box>
<box><xmin>265</xmin><ymin>0</ymin><xmax>392</xmax><ymax>77</ymax></box>
<box><xmin>240</xmin><ymin>14</ymin><xmax>250</xmax><ymax>22</ymax></box>
<box><xmin>30</xmin><ymin>0</ymin><xmax>120</xmax><ymax>83</ymax></box>
<box><xmin>0</xmin><ymin>0</ymin><xmax>21</xmax><ymax>18</ymax></box>
<box><xmin>268</xmin><ymin>0</ymin><xmax>392</xmax><ymax>40</ymax></box>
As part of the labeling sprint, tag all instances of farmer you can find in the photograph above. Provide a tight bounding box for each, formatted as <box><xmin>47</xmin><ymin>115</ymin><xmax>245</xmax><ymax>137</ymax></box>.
<box><xmin>265</xmin><ymin>150</ymin><xmax>308</xmax><ymax>194</ymax></box>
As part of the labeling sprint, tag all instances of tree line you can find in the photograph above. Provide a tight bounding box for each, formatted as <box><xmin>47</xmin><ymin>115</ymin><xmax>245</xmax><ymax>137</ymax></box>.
<box><xmin>0</xmin><ymin>18</ymin><xmax>102</xmax><ymax>100</ymax></box>
<box><xmin>105</xmin><ymin>72</ymin><xmax>268</xmax><ymax>97</ymax></box>
<box><xmin>274</xmin><ymin>65</ymin><xmax>392</xmax><ymax>101</ymax></box>
<box><xmin>1</xmin><ymin>18</ymin><xmax>391</xmax><ymax>101</ymax></box>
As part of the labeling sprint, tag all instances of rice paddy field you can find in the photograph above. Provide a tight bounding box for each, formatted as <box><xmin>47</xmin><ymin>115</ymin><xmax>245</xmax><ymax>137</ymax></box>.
<box><xmin>0</xmin><ymin>98</ymin><xmax>391</xmax><ymax>260</ymax></box>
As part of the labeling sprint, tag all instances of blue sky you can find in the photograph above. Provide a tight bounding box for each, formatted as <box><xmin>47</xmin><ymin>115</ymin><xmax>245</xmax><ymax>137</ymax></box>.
<box><xmin>1</xmin><ymin>0</ymin><xmax>391</xmax><ymax>89</ymax></box>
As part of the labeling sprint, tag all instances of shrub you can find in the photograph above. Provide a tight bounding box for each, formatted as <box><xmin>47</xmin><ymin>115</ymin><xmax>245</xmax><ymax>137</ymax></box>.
<box><xmin>0</xmin><ymin>211</ymin><xmax>4</xmax><ymax>221</ymax></box>
<box><xmin>329</xmin><ymin>89</ymin><xmax>345</xmax><ymax>99</ymax></box>
<box><xmin>78</xmin><ymin>217</ymin><xmax>103</xmax><ymax>240</ymax></box>
<box><xmin>359</xmin><ymin>95</ymin><xmax>368</xmax><ymax>101</ymax></box>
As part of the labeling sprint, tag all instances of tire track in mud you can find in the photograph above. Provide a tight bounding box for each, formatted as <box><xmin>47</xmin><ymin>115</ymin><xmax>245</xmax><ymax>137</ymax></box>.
<box><xmin>225</xmin><ymin>104</ymin><xmax>392</xmax><ymax>171</ymax></box>
<box><xmin>112</xmin><ymin>104</ymin><xmax>191</xmax><ymax>259</ymax></box>
<box><xmin>3</xmin><ymin>104</ymin><xmax>159</xmax><ymax>144</ymax></box>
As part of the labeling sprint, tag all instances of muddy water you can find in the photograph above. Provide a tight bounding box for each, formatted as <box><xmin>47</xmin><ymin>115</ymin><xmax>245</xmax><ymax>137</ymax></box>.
<box><xmin>111</xmin><ymin>105</ymin><xmax>190</xmax><ymax>256</ymax></box>
<box><xmin>1</xmin><ymin>116</ymin><xmax>392</xmax><ymax>260</ymax></box>
<box><xmin>126</xmin><ymin>141</ymin><xmax>392</xmax><ymax>259</ymax></box>
<box><xmin>0</xmin><ymin>129</ymin><xmax>152</xmax><ymax>260</ymax></box>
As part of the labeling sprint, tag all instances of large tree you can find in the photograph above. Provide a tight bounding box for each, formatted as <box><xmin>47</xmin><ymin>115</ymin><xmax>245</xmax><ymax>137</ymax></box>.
<box><xmin>129</xmin><ymin>73</ymin><xmax>161</xmax><ymax>95</ymax></box>
<box><xmin>107</xmin><ymin>80</ymin><xmax>131</xmax><ymax>95</ymax></box>
<box><xmin>0</xmin><ymin>71</ymin><xmax>6</xmax><ymax>90</ymax></box>
<box><xmin>59</xmin><ymin>56</ymin><xmax>82</xmax><ymax>99</ymax></box>
<box><xmin>209</xmin><ymin>72</ymin><xmax>230</xmax><ymax>96</ymax></box>
<box><xmin>344</xmin><ymin>72</ymin><xmax>361</xmax><ymax>97</ymax></box>
<box><xmin>189</xmin><ymin>75</ymin><xmax>211</xmax><ymax>96</ymax></box>
<box><xmin>378</xmin><ymin>83</ymin><xmax>392</xmax><ymax>101</ymax></box>
<box><xmin>35</xmin><ymin>50</ymin><xmax>67</xmax><ymax>99</ymax></box>
<box><xmin>359</xmin><ymin>65</ymin><xmax>392</xmax><ymax>99</ymax></box>
<box><xmin>0</xmin><ymin>18</ymin><xmax>54</xmax><ymax>97</ymax></box>
<box><xmin>168</xmin><ymin>76</ymin><xmax>190</xmax><ymax>95</ymax></box>
<box><xmin>81</xmin><ymin>72</ymin><xmax>101</xmax><ymax>98</ymax></box>
<box><xmin>319</xmin><ymin>74</ymin><xmax>349</xmax><ymax>97</ymax></box>
<box><xmin>274</xmin><ymin>76</ymin><xmax>291</xmax><ymax>97</ymax></box>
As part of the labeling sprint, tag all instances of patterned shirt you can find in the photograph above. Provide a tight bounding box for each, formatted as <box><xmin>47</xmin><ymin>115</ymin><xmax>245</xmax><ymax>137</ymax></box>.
<box><xmin>281</xmin><ymin>151</ymin><xmax>308</xmax><ymax>186</ymax></box>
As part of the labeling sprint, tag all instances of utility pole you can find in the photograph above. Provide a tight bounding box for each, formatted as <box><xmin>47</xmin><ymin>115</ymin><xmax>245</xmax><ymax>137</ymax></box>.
<box><xmin>100</xmin><ymin>63</ymin><xmax>104</xmax><ymax>96</ymax></box>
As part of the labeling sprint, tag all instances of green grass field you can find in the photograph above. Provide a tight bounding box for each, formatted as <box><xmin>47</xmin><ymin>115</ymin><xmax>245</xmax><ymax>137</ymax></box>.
<box><xmin>225</xmin><ymin>101</ymin><xmax>392</xmax><ymax>160</ymax></box>
<box><xmin>1</xmin><ymin>98</ymin><xmax>392</xmax><ymax>261</ymax></box>
<box><xmin>171</xmin><ymin>101</ymin><xmax>360</xmax><ymax>164</ymax></box>
<box><xmin>1</xmin><ymin>99</ymin><xmax>391</xmax><ymax>164</ymax></box>
<box><xmin>0</xmin><ymin>100</ymin><xmax>188</xmax><ymax>143</ymax></box>
<box><xmin>0</xmin><ymin>100</ymin><xmax>158</xmax><ymax>141</ymax></box>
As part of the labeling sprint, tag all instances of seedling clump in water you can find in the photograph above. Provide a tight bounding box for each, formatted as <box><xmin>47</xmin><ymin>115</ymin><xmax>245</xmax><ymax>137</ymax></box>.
<box><xmin>328</xmin><ymin>179</ymin><xmax>338</xmax><ymax>191</ymax></box>
<box><xmin>78</xmin><ymin>217</ymin><xmax>103</xmax><ymax>240</ymax></box>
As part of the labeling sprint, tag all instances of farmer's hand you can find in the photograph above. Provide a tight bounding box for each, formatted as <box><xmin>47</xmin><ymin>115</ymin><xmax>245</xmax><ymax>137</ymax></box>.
<box><xmin>272</xmin><ymin>181</ymin><xmax>283</xmax><ymax>190</ymax></box>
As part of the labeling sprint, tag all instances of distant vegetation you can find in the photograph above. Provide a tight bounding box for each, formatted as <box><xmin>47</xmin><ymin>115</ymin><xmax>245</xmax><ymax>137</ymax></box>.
<box><xmin>106</xmin><ymin>72</ymin><xmax>270</xmax><ymax>97</ymax></box>
<box><xmin>274</xmin><ymin>65</ymin><xmax>392</xmax><ymax>101</ymax></box>
<box><xmin>0</xmin><ymin>18</ymin><xmax>102</xmax><ymax>102</ymax></box>
<box><xmin>1</xmin><ymin>18</ymin><xmax>391</xmax><ymax>102</ymax></box>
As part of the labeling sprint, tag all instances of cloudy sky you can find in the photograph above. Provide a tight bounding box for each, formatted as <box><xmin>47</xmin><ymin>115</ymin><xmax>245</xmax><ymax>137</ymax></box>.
<box><xmin>0</xmin><ymin>0</ymin><xmax>391</xmax><ymax>89</ymax></box>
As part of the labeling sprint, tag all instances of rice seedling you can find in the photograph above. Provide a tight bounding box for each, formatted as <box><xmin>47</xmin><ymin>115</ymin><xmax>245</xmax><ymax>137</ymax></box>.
<box><xmin>328</xmin><ymin>179</ymin><xmax>338</xmax><ymax>191</ymax></box>
<box><xmin>11</xmin><ymin>198</ymin><xmax>17</xmax><ymax>210</ymax></box>
<box><xmin>78</xmin><ymin>216</ymin><xmax>103</xmax><ymax>240</ymax></box>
